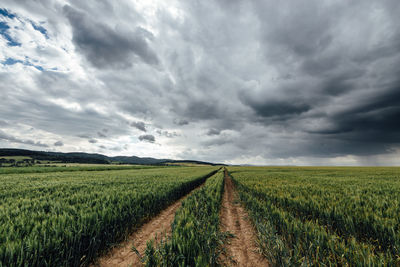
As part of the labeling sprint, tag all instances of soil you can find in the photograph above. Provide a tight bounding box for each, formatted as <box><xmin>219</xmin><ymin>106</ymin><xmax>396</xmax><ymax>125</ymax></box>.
<box><xmin>219</xmin><ymin>169</ymin><xmax>269</xmax><ymax>267</ymax></box>
<box><xmin>91</xmin><ymin>187</ymin><xmax>200</xmax><ymax>267</ymax></box>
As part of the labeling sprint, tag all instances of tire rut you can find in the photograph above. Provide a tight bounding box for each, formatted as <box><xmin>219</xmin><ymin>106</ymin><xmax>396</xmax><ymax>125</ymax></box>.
<box><xmin>90</xmin><ymin>184</ymin><xmax>204</xmax><ymax>267</ymax></box>
<box><xmin>220</xmin><ymin>169</ymin><xmax>269</xmax><ymax>267</ymax></box>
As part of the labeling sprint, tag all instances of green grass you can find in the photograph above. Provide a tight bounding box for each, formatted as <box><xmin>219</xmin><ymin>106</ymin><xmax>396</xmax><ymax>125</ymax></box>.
<box><xmin>229</xmin><ymin>166</ymin><xmax>400</xmax><ymax>266</ymax></box>
<box><xmin>0</xmin><ymin>166</ymin><xmax>217</xmax><ymax>267</ymax></box>
<box><xmin>0</xmin><ymin>164</ymin><xmax>165</xmax><ymax>174</ymax></box>
<box><xmin>0</xmin><ymin>156</ymin><xmax>32</xmax><ymax>160</ymax></box>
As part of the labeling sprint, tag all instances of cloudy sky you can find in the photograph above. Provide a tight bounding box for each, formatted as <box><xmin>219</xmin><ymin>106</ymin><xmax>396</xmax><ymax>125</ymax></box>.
<box><xmin>1</xmin><ymin>0</ymin><xmax>400</xmax><ymax>165</ymax></box>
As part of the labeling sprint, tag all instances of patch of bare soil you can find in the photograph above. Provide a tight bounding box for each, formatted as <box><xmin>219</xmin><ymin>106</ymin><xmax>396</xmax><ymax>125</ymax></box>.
<box><xmin>91</xmin><ymin>188</ymin><xmax>199</xmax><ymax>267</ymax></box>
<box><xmin>219</xmin><ymin>170</ymin><xmax>269</xmax><ymax>267</ymax></box>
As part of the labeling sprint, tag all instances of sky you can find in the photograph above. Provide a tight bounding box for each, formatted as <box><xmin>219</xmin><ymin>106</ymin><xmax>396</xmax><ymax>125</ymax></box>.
<box><xmin>1</xmin><ymin>0</ymin><xmax>400</xmax><ymax>166</ymax></box>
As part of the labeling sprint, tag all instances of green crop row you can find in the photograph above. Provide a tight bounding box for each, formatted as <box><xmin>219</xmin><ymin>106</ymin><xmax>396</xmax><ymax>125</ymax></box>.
<box><xmin>143</xmin><ymin>170</ymin><xmax>225</xmax><ymax>267</ymax></box>
<box><xmin>0</xmin><ymin>164</ymin><xmax>163</xmax><ymax>175</ymax></box>
<box><xmin>229</xmin><ymin>167</ymin><xmax>400</xmax><ymax>266</ymax></box>
<box><xmin>0</xmin><ymin>167</ymin><xmax>217</xmax><ymax>267</ymax></box>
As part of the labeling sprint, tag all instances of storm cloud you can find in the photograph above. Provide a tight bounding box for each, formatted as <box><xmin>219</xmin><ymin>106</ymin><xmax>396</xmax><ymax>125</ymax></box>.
<box><xmin>130</xmin><ymin>121</ymin><xmax>146</xmax><ymax>132</ymax></box>
<box><xmin>54</xmin><ymin>141</ymin><xmax>63</xmax><ymax>146</ymax></box>
<box><xmin>138</xmin><ymin>134</ymin><xmax>155</xmax><ymax>143</ymax></box>
<box><xmin>1</xmin><ymin>0</ymin><xmax>400</xmax><ymax>165</ymax></box>
<box><xmin>63</xmin><ymin>5</ymin><xmax>159</xmax><ymax>68</ymax></box>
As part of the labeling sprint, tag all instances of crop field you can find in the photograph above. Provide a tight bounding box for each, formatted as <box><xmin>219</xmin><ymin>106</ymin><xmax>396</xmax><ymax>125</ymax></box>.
<box><xmin>0</xmin><ymin>166</ymin><xmax>217</xmax><ymax>266</ymax></box>
<box><xmin>1</xmin><ymin>165</ymin><xmax>399</xmax><ymax>267</ymax></box>
<box><xmin>0</xmin><ymin>156</ymin><xmax>32</xmax><ymax>161</ymax></box>
<box><xmin>0</xmin><ymin>164</ymin><xmax>162</xmax><ymax>175</ymax></box>
<box><xmin>144</xmin><ymin>169</ymin><xmax>225</xmax><ymax>266</ymax></box>
<box><xmin>229</xmin><ymin>166</ymin><xmax>400</xmax><ymax>266</ymax></box>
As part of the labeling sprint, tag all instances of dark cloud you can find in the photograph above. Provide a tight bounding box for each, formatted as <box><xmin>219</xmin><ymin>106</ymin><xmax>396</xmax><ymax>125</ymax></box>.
<box><xmin>207</xmin><ymin>129</ymin><xmax>220</xmax><ymax>136</ymax></box>
<box><xmin>54</xmin><ymin>140</ymin><xmax>63</xmax><ymax>146</ymax></box>
<box><xmin>241</xmin><ymin>95</ymin><xmax>311</xmax><ymax>118</ymax></box>
<box><xmin>310</xmin><ymin>85</ymin><xmax>400</xmax><ymax>144</ymax></box>
<box><xmin>63</xmin><ymin>5</ymin><xmax>159</xmax><ymax>68</ymax></box>
<box><xmin>225</xmin><ymin>0</ymin><xmax>400</xmax><ymax>159</ymax></box>
<box><xmin>0</xmin><ymin>130</ymin><xmax>48</xmax><ymax>147</ymax></box>
<box><xmin>88</xmin><ymin>139</ymin><xmax>97</xmax><ymax>144</ymax></box>
<box><xmin>138</xmin><ymin>134</ymin><xmax>155</xmax><ymax>143</ymax></box>
<box><xmin>130</xmin><ymin>121</ymin><xmax>146</xmax><ymax>132</ymax></box>
<box><xmin>97</xmin><ymin>131</ymin><xmax>106</xmax><ymax>137</ymax></box>
<box><xmin>173</xmin><ymin>119</ymin><xmax>189</xmax><ymax>126</ymax></box>
<box><xmin>182</xmin><ymin>99</ymin><xmax>221</xmax><ymax>120</ymax></box>
<box><xmin>202</xmin><ymin>136</ymin><xmax>232</xmax><ymax>147</ymax></box>
<box><xmin>156</xmin><ymin>130</ymin><xmax>179</xmax><ymax>138</ymax></box>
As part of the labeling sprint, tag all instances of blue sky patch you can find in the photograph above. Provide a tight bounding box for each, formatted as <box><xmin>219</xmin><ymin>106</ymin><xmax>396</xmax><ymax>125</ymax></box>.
<box><xmin>31</xmin><ymin>21</ymin><xmax>49</xmax><ymax>39</ymax></box>
<box><xmin>32</xmin><ymin>64</ymin><xmax>44</xmax><ymax>71</ymax></box>
<box><xmin>2</xmin><ymin>57</ymin><xmax>44</xmax><ymax>71</ymax></box>
<box><xmin>0</xmin><ymin>21</ymin><xmax>21</xmax><ymax>46</ymax></box>
<box><xmin>0</xmin><ymin>8</ymin><xmax>16</xmax><ymax>19</ymax></box>
<box><xmin>3</xmin><ymin>57</ymin><xmax>23</xmax><ymax>65</ymax></box>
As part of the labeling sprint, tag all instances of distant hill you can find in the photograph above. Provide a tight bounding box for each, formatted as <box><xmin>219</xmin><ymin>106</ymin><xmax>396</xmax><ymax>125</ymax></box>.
<box><xmin>110</xmin><ymin>155</ymin><xmax>167</xmax><ymax>165</ymax></box>
<box><xmin>0</xmin><ymin>148</ymin><xmax>224</xmax><ymax>166</ymax></box>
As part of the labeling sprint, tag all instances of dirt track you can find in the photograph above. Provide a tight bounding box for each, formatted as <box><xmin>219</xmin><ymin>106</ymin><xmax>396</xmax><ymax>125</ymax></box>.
<box><xmin>91</xmin><ymin>190</ymin><xmax>195</xmax><ymax>267</ymax></box>
<box><xmin>92</xmin><ymin>169</ymin><xmax>268</xmax><ymax>267</ymax></box>
<box><xmin>220</xmin><ymin>170</ymin><xmax>269</xmax><ymax>267</ymax></box>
